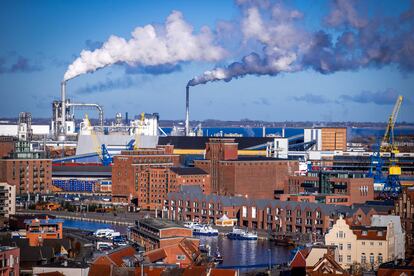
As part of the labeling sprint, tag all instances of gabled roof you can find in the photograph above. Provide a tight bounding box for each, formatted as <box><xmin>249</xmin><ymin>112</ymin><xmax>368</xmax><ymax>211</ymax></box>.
<box><xmin>93</xmin><ymin>246</ymin><xmax>136</xmax><ymax>267</ymax></box>
<box><xmin>20</xmin><ymin>246</ymin><xmax>55</xmax><ymax>262</ymax></box>
<box><xmin>290</xmin><ymin>249</ymin><xmax>307</xmax><ymax>268</ymax></box>
<box><xmin>144</xmin><ymin>248</ymin><xmax>167</xmax><ymax>263</ymax></box>
<box><xmin>350</xmin><ymin>225</ymin><xmax>387</xmax><ymax>240</ymax></box>
<box><xmin>143</xmin><ymin>238</ymin><xmax>200</xmax><ymax>265</ymax></box>
<box><xmin>310</xmin><ymin>254</ymin><xmax>348</xmax><ymax>275</ymax></box>
<box><xmin>107</xmin><ymin>246</ymin><xmax>136</xmax><ymax>266</ymax></box>
<box><xmin>42</xmin><ymin>239</ymin><xmax>72</xmax><ymax>252</ymax></box>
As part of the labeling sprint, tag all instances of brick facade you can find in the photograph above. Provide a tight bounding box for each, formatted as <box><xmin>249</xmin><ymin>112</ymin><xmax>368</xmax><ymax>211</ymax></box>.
<box><xmin>0</xmin><ymin>159</ymin><xmax>52</xmax><ymax>195</ymax></box>
<box><xmin>111</xmin><ymin>146</ymin><xmax>210</xmax><ymax>210</ymax></box>
<box><xmin>0</xmin><ymin>246</ymin><xmax>20</xmax><ymax>276</ymax></box>
<box><xmin>166</xmin><ymin>188</ymin><xmax>351</xmax><ymax>236</ymax></box>
<box><xmin>286</xmin><ymin>172</ymin><xmax>374</xmax><ymax>205</ymax></box>
<box><xmin>195</xmin><ymin>138</ymin><xmax>298</xmax><ymax>199</ymax></box>
<box><xmin>392</xmin><ymin>188</ymin><xmax>414</xmax><ymax>258</ymax></box>
<box><xmin>129</xmin><ymin>218</ymin><xmax>194</xmax><ymax>251</ymax></box>
<box><xmin>111</xmin><ymin>146</ymin><xmax>180</xmax><ymax>207</ymax></box>
<box><xmin>0</xmin><ymin>136</ymin><xmax>16</xmax><ymax>158</ymax></box>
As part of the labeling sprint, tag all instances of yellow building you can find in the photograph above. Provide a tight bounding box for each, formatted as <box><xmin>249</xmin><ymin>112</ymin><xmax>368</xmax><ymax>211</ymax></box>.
<box><xmin>325</xmin><ymin>217</ymin><xmax>395</xmax><ymax>270</ymax></box>
<box><xmin>321</xmin><ymin>127</ymin><xmax>347</xmax><ymax>151</ymax></box>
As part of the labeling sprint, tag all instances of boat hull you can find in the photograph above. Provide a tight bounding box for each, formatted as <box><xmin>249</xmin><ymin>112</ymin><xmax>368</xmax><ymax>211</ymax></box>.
<box><xmin>227</xmin><ymin>233</ymin><xmax>257</xmax><ymax>240</ymax></box>
<box><xmin>193</xmin><ymin>231</ymin><xmax>219</xmax><ymax>236</ymax></box>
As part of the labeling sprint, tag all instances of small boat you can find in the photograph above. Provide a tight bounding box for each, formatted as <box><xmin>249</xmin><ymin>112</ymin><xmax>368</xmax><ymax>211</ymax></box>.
<box><xmin>240</xmin><ymin>231</ymin><xmax>258</xmax><ymax>240</ymax></box>
<box><xmin>192</xmin><ymin>224</ymin><xmax>219</xmax><ymax>236</ymax></box>
<box><xmin>227</xmin><ymin>227</ymin><xmax>258</xmax><ymax>240</ymax></box>
<box><xmin>271</xmin><ymin>235</ymin><xmax>295</xmax><ymax>246</ymax></box>
<box><xmin>183</xmin><ymin>222</ymin><xmax>197</xmax><ymax>228</ymax></box>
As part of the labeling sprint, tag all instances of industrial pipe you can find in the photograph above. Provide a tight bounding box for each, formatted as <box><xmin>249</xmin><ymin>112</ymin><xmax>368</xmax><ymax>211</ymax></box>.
<box><xmin>185</xmin><ymin>85</ymin><xmax>190</xmax><ymax>136</ymax></box>
<box><xmin>67</xmin><ymin>103</ymin><xmax>104</xmax><ymax>127</ymax></box>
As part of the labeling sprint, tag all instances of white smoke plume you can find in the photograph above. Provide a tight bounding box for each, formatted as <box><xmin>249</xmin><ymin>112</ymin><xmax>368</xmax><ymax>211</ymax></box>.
<box><xmin>188</xmin><ymin>1</ymin><xmax>306</xmax><ymax>86</ymax></box>
<box><xmin>64</xmin><ymin>11</ymin><xmax>225</xmax><ymax>81</ymax></box>
<box><xmin>189</xmin><ymin>0</ymin><xmax>414</xmax><ymax>86</ymax></box>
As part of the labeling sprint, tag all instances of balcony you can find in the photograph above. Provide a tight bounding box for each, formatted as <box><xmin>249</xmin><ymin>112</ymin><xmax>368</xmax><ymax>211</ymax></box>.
<box><xmin>333</xmin><ymin>184</ymin><xmax>347</xmax><ymax>189</ymax></box>
<box><xmin>301</xmin><ymin>183</ymin><xmax>315</xmax><ymax>188</ymax></box>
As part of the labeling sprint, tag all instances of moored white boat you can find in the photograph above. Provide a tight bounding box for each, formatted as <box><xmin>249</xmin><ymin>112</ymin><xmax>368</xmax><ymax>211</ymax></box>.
<box><xmin>227</xmin><ymin>227</ymin><xmax>258</xmax><ymax>240</ymax></box>
<box><xmin>183</xmin><ymin>222</ymin><xmax>219</xmax><ymax>236</ymax></box>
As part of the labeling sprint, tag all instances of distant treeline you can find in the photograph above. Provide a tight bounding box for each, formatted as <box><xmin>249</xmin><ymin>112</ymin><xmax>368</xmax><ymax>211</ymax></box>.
<box><xmin>1</xmin><ymin>117</ymin><xmax>414</xmax><ymax>128</ymax></box>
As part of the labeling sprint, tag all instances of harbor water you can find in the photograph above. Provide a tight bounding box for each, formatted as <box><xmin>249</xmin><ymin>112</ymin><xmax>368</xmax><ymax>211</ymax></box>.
<box><xmin>62</xmin><ymin>219</ymin><xmax>291</xmax><ymax>269</ymax></box>
<box><xmin>63</xmin><ymin>218</ymin><xmax>127</xmax><ymax>234</ymax></box>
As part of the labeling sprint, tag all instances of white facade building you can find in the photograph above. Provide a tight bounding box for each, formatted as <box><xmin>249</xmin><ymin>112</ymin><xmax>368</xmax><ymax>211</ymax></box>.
<box><xmin>371</xmin><ymin>215</ymin><xmax>405</xmax><ymax>259</ymax></box>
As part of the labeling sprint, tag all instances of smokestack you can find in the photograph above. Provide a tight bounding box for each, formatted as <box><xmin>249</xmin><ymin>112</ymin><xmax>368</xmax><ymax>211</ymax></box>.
<box><xmin>61</xmin><ymin>81</ymin><xmax>66</xmax><ymax>135</ymax></box>
<box><xmin>185</xmin><ymin>85</ymin><xmax>190</xmax><ymax>136</ymax></box>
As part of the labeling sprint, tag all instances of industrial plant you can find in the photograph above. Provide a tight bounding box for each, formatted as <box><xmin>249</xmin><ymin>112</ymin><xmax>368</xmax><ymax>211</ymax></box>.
<box><xmin>1</xmin><ymin>0</ymin><xmax>414</xmax><ymax>275</ymax></box>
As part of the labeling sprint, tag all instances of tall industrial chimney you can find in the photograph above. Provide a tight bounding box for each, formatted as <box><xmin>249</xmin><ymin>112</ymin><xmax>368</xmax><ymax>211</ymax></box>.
<box><xmin>185</xmin><ymin>85</ymin><xmax>190</xmax><ymax>136</ymax></box>
<box><xmin>61</xmin><ymin>81</ymin><xmax>66</xmax><ymax>135</ymax></box>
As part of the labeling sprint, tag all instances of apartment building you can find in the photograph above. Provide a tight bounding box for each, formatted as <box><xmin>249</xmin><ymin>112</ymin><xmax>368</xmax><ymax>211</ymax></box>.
<box><xmin>325</xmin><ymin>217</ymin><xmax>396</xmax><ymax>269</ymax></box>
<box><xmin>0</xmin><ymin>140</ymin><xmax>51</xmax><ymax>195</ymax></box>
<box><xmin>166</xmin><ymin>186</ymin><xmax>351</xmax><ymax>235</ymax></box>
<box><xmin>111</xmin><ymin>146</ymin><xmax>180</xmax><ymax>205</ymax></box>
<box><xmin>392</xmin><ymin>187</ymin><xmax>414</xmax><ymax>257</ymax></box>
<box><xmin>0</xmin><ymin>182</ymin><xmax>16</xmax><ymax>218</ymax></box>
<box><xmin>286</xmin><ymin>171</ymin><xmax>374</xmax><ymax>205</ymax></box>
<box><xmin>24</xmin><ymin>217</ymin><xmax>64</xmax><ymax>246</ymax></box>
<box><xmin>0</xmin><ymin>246</ymin><xmax>20</xmax><ymax>276</ymax></box>
<box><xmin>111</xmin><ymin>146</ymin><xmax>210</xmax><ymax>210</ymax></box>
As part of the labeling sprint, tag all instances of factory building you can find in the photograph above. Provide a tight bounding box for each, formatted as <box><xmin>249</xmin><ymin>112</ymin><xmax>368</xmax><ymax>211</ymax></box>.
<box><xmin>304</xmin><ymin>127</ymin><xmax>347</xmax><ymax>152</ymax></box>
<box><xmin>194</xmin><ymin>138</ymin><xmax>298</xmax><ymax>199</ymax></box>
<box><xmin>111</xmin><ymin>145</ymin><xmax>210</xmax><ymax>210</ymax></box>
<box><xmin>52</xmin><ymin>165</ymin><xmax>112</xmax><ymax>193</ymax></box>
<box><xmin>286</xmin><ymin>171</ymin><xmax>374</xmax><ymax>205</ymax></box>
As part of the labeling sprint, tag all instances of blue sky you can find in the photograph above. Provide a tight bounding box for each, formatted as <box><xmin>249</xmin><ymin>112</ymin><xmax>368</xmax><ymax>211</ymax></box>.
<box><xmin>0</xmin><ymin>0</ymin><xmax>413</xmax><ymax>122</ymax></box>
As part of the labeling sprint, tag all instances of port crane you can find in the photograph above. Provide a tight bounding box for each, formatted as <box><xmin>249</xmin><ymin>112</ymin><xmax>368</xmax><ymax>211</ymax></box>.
<box><xmin>84</xmin><ymin>114</ymin><xmax>113</xmax><ymax>166</ymax></box>
<box><xmin>369</xmin><ymin>96</ymin><xmax>403</xmax><ymax>198</ymax></box>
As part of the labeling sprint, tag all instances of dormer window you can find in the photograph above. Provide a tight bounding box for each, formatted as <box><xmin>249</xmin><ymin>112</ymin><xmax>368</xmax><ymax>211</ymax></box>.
<box><xmin>362</xmin><ymin>230</ymin><xmax>368</xmax><ymax>236</ymax></box>
<box><xmin>377</xmin><ymin>231</ymin><xmax>383</xmax><ymax>236</ymax></box>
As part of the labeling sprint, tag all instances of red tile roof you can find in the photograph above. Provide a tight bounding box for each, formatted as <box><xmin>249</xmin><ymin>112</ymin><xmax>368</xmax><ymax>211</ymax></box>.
<box><xmin>144</xmin><ymin>248</ymin><xmax>167</xmax><ymax>263</ymax></box>
<box><xmin>351</xmin><ymin>226</ymin><xmax>387</xmax><ymax>240</ymax></box>
<box><xmin>290</xmin><ymin>249</ymin><xmax>307</xmax><ymax>268</ymax></box>
<box><xmin>107</xmin><ymin>246</ymin><xmax>136</xmax><ymax>266</ymax></box>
